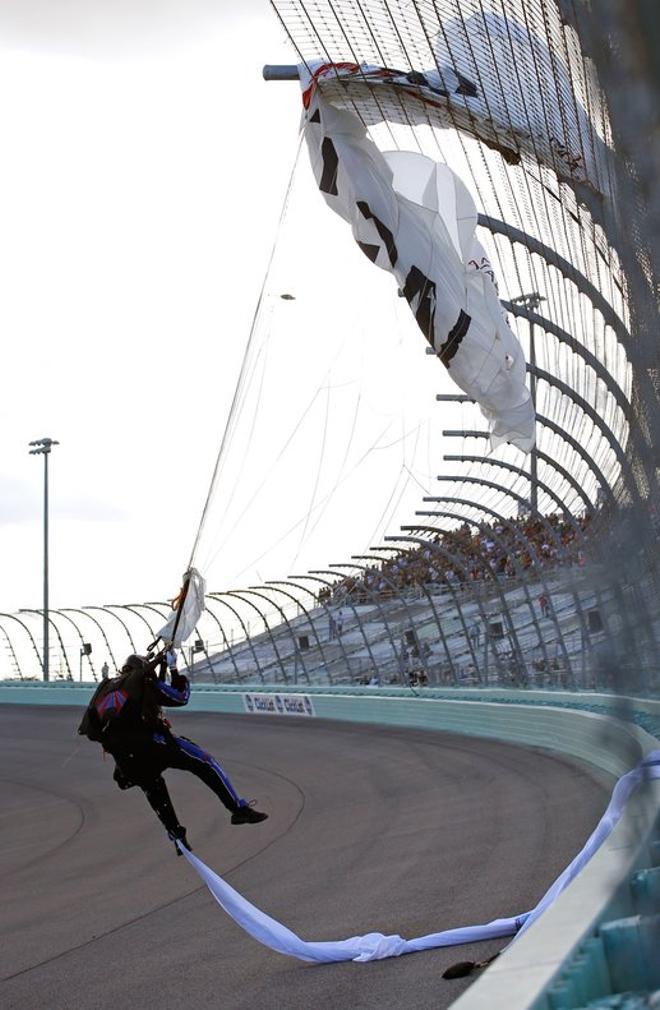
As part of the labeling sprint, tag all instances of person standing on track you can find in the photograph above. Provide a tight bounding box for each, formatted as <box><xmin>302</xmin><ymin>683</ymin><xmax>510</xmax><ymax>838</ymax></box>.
<box><xmin>78</xmin><ymin>651</ymin><xmax>268</xmax><ymax>853</ymax></box>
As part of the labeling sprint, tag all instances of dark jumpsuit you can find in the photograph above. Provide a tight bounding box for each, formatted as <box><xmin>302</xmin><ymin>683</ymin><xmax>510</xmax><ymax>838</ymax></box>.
<box><xmin>102</xmin><ymin>666</ymin><xmax>248</xmax><ymax>838</ymax></box>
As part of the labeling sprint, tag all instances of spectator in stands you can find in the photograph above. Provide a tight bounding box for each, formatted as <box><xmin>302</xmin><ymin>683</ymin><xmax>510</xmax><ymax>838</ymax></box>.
<box><xmin>324</xmin><ymin>508</ymin><xmax>592</xmax><ymax>605</ymax></box>
<box><xmin>539</xmin><ymin>593</ymin><xmax>551</xmax><ymax>618</ymax></box>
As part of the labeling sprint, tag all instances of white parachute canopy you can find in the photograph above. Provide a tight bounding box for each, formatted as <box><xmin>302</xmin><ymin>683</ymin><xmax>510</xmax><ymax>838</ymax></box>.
<box><xmin>300</xmin><ymin>78</ymin><xmax>535</xmax><ymax>452</ymax></box>
<box><xmin>157</xmin><ymin>567</ymin><xmax>207</xmax><ymax>649</ymax></box>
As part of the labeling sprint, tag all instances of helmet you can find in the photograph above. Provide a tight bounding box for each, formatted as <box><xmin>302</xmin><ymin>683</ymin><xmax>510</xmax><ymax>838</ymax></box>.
<box><xmin>121</xmin><ymin>654</ymin><xmax>149</xmax><ymax>674</ymax></box>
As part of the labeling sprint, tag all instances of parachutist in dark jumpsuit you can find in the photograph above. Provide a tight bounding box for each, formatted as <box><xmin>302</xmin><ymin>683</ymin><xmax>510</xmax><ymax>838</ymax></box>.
<box><xmin>94</xmin><ymin>654</ymin><xmax>268</xmax><ymax>853</ymax></box>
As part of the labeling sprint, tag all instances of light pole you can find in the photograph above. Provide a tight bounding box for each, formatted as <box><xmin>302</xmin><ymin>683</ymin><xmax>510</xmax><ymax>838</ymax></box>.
<box><xmin>509</xmin><ymin>292</ymin><xmax>545</xmax><ymax>515</ymax></box>
<box><xmin>28</xmin><ymin>437</ymin><xmax>59</xmax><ymax>681</ymax></box>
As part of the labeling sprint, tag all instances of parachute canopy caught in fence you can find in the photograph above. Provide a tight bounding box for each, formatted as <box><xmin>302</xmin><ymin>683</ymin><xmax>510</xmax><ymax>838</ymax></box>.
<box><xmin>301</xmin><ymin>66</ymin><xmax>535</xmax><ymax>451</ymax></box>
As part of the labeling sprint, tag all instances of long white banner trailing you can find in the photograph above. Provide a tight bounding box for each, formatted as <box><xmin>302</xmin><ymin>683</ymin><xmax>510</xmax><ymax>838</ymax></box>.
<box><xmin>179</xmin><ymin>751</ymin><xmax>660</xmax><ymax>964</ymax></box>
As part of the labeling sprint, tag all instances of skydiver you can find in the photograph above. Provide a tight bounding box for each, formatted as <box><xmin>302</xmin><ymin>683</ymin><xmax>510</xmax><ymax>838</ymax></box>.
<box><xmin>78</xmin><ymin>650</ymin><xmax>268</xmax><ymax>853</ymax></box>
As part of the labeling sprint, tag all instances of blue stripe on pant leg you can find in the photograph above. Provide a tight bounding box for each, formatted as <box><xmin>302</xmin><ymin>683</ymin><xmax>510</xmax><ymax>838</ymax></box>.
<box><xmin>174</xmin><ymin>735</ymin><xmax>245</xmax><ymax>808</ymax></box>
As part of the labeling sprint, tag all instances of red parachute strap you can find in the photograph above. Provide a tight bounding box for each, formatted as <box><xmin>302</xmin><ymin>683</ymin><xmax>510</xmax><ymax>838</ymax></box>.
<box><xmin>301</xmin><ymin>62</ymin><xmax>416</xmax><ymax>109</ymax></box>
<box><xmin>301</xmin><ymin>62</ymin><xmax>359</xmax><ymax>108</ymax></box>
<box><xmin>166</xmin><ymin>571</ymin><xmax>192</xmax><ymax>645</ymax></box>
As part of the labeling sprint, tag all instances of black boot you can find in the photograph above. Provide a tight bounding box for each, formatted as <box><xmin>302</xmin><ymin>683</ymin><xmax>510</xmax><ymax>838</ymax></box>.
<box><xmin>231</xmin><ymin>801</ymin><xmax>268</xmax><ymax>825</ymax></box>
<box><xmin>167</xmin><ymin>825</ymin><xmax>192</xmax><ymax>855</ymax></box>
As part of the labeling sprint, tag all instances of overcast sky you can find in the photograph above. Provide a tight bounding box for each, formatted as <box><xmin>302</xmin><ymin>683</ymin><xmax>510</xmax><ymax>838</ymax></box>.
<box><xmin>1</xmin><ymin>1</ymin><xmax>460</xmax><ymax>622</ymax></box>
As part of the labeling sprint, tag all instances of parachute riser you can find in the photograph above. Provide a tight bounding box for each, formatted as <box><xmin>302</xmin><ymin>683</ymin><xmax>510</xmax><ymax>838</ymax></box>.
<box><xmin>146</xmin><ymin>572</ymin><xmax>193</xmax><ymax>660</ymax></box>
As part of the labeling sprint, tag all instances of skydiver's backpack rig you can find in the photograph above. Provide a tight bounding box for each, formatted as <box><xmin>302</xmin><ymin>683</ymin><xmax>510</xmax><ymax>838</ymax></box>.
<box><xmin>77</xmin><ymin>670</ymin><xmax>135</xmax><ymax>743</ymax></box>
<box><xmin>77</xmin><ymin>572</ymin><xmax>197</xmax><ymax>744</ymax></box>
<box><xmin>77</xmin><ymin>654</ymin><xmax>167</xmax><ymax>743</ymax></box>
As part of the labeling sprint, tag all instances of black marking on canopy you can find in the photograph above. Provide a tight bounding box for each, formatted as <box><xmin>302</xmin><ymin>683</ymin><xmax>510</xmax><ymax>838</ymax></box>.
<box><xmin>356</xmin><ymin>200</ymin><xmax>398</xmax><ymax>266</ymax></box>
<box><xmin>310</xmin><ymin>109</ymin><xmax>321</xmax><ymax>123</ymax></box>
<box><xmin>319</xmin><ymin>137</ymin><xmax>339</xmax><ymax>196</ymax></box>
<box><xmin>402</xmin><ymin>265</ymin><xmax>437</xmax><ymax>342</ymax></box>
<box><xmin>440</xmin><ymin>310</ymin><xmax>471</xmax><ymax>367</ymax></box>
<box><xmin>357</xmin><ymin>241</ymin><xmax>381</xmax><ymax>263</ymax></box>
<box><xmin>456</xmin><ymin>72</ymin><xmax>478</xmax><ymax>97</ymax></box>
<box><xmin>406</xmin><ymin>70</ymin><xmax>448</xmax><ymax>97</ymax></box>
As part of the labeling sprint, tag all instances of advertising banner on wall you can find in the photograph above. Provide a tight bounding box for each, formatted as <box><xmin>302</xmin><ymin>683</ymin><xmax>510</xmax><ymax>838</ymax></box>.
<box><xmin>242</xmin><ymin>693</ymin><xmax>316</xmax><ymax>717</ymax></box>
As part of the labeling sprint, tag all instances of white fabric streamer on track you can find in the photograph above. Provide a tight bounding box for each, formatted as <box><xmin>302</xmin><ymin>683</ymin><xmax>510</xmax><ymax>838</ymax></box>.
<box><xmin>179</xmin><ymin>750</ymin><xmax>660</xmax><ymax>964</ymax></box>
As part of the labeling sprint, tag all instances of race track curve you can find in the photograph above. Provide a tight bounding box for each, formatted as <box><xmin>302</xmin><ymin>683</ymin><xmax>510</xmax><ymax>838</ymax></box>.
<box><xmin>0</xmin><ymin>704</ymin><xmax>609</xmax><ymax>1010</ymax></box>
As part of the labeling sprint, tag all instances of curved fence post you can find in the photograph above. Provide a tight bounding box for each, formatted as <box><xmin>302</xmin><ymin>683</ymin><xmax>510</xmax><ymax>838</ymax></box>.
<box><xmin>416</xmin><ymin>499</ymin><xmax>575</xmax><ymax>685</ymax></box>
<box><xmin>288</xmin><ymin>574</ymin><xmax>356</xmax><ymax>682</ymax></box>
<box><xmin>0</xmin><ymin>613</ymin><xmax>43</xmax><ymax>675</ymax></box>
<box><xmin>357</xmin><ymin>550</ymin><xmax>459</xmax><ymax>684</ymax></box>
<box><xmin>264</xmin><ymin>581</ymin><xmax>334</xmax><ymax>684</ymax></box>
<box><xmin>309</xmin><ymin>569</ymin><xmax>382</xmax><ymax>682</ymax></box>
<box><xmin>0</xmin><ymin>622</ymin><xmax>23</xmax><ymax>678</ymax></box>
<box><xmin>402</xmin><ymin>515</ymin><xmax>551</xmax><ymax>684</ymax></box>
<box><xmin>201</xmin><ymin>597</ymin><xmax>243</xmax><ymax>683</ymax></box>
<box><xmin>225</xmin><ymin>590</ymin><xmax>289</xmax><ymax>684</ymax></box>
<box><xmin>381</xmin><ymin>537</ymin><xmax>495</xmax><ymax>683</ymax></box>
<box><xmin>329</xmin><ymin>562</ymin><xmax>417</xmax><ymax>684</ymax></box>
<box><xmin>84</xmin><ymin>606</ymin><xmax>136</xmax><ymax>654</ymax></box>
<box><xmin>19</xmin><ymin>609</ymin><xmax>72</xmax><ymax>680</ymax></box>
<box><xmin>414</xmin><ymin>496</ymin><xmax>578</xmax><ymax>683</ymax></box>
<box><xmin>247</xmin><ymin>586</ymin><xmax>311</xmax><ymax>685</ymax></box>
<box><xmin>208</xmin><ymin>594</ymin><xmax>266</xmax><ymax>685</ymax></box>
<box><xmin>61</xmin><ymin>608</ymin><xmax>118</xmax><ymax>670</ymax></box>
<box><xmin>52</xmin><ymin>609</ymin><xmax>97</xmax><ymax>681</ymax></box>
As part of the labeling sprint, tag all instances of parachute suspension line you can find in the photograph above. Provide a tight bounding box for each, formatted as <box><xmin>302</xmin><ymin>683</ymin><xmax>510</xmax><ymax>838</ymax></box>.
<box><xmin>186</xmin><ymin>130</ymin><xmax>305</xmax><ymax>573</ymax></box>
<box><xmin>227</xmin><ymin>419</ymin><xmax>415</xmax><ymax>583</ymax></box>
<box><xmin>364</xmin><ymin>421</ymin><xmax>424</xmax><ymax>550</ymax></box>
<box><xmin>202</xmin><ymin>383</ymin><xmax>327</xmax><ymax>573</ymax></box>
<box><xmin>201</xmin><ymin>300</ymin><xmax>373</xmax><ymax>574</ymax></box>
<box><xmin>302</xmin><ymin>387</ymin><xmax>363</xmax><ymax>545</ymax></box>
<box><xmin>402</xmin><ymin>461</ymin><xmax>436</xmax><ymax>498</ymax></box>
<box><xmin>362</xmin><ymin>263</ymin><xmax>424</xmax><ymax>550</ymax></box>
<box><xmin>200</xmin><ymin>325</ymin><xmax>274</xmax><ymax>563</ymax></box>
<box><xmin>365</xmin><ymin>463</ymin><xmax>407</xmax><ymax>550</ymax></box>
<box><xmin>290</xmin><ymin>380</ymin><xmax>332</xmax><ymax>570</ymax></box>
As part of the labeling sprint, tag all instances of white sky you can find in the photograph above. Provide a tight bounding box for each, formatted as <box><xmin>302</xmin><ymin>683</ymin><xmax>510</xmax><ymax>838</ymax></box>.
<box><xmin>0</xmin><ymin>0</ymin><xmax>462</xmax><ymax>622</ymax></box>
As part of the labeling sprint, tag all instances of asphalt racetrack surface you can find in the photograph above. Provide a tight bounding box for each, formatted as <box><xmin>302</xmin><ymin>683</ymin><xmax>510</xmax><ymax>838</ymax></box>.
<box><xmin>1</xmin><ymin>705</ymin><xmax>610</xmax><ymax>1010</ymax></box>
